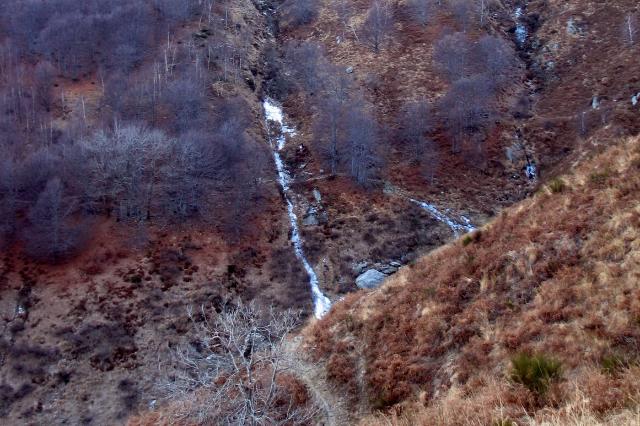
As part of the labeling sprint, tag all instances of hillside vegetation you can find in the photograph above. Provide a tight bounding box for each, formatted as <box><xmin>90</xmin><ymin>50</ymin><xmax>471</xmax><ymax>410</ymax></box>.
<box><xmin>1</xmin><ymin>0</ymin><xmax>639</xmax><ymax>424</ymax></box>
<box><xmin>305</xmin><ymin>133</ymin><xmax>640</xmax><ymax>424</ymax></box>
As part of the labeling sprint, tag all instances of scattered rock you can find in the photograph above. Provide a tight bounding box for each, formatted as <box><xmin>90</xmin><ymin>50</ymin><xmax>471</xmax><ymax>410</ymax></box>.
<box><xmin>566</xmin><ymin>17</ymin><xmax>585</xmax><ymax>35</ymax></box>
<box><xmin>302</xmin><ymin>206</ymin><xmax>327</xmax><ymax>226</ymax></box>
<box><xmin>379</xmin><ymin>265</ymin><xmax>398</xmax><ymax>275</ymax></box>
<box><xmin>352</xmin><ymin>261</ymin><xmax>369</xmax><ymax>275</ymax></box>
<box><xmin>356</xmin><ymin>269</ymin><xmax>387</xmax><ymax>290</ymax></box>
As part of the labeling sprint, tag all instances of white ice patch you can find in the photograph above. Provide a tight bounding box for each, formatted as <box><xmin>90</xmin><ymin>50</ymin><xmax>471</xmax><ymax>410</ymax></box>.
<box><xmin>263</xmin><ymin>99</ymin><xmax>331</xmax><ymax>318</ymax></box>
<box><xmin>409</xmin><ymin>198</ymin><xmax>475</xmax><ymax>237</ymax></box>
<box><xmin>515</xmin><ymin>7</ymin><xmax>528</xmax><ymax>45</ymax></box>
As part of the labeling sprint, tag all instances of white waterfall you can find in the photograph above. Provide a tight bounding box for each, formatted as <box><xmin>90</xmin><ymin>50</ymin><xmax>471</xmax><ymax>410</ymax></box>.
<box><xmin>263</xmin><ymin>99</ymin><xmax>332</xmax><ymax>318</ymax></box>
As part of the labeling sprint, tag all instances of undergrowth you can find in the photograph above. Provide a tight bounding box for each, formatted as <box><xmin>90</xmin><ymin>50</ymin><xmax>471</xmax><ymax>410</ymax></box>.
<box><xmin>510</xmin><ymin>353</ymin><xmax>562</xmax><ymax>396</ymax></box>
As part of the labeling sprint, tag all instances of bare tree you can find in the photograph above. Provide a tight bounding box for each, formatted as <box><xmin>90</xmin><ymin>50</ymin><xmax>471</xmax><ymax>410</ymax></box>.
<box><xmin>474</xmin><ymin>0</ymin><xmax>492</xmax><ymax>28</ymax></box>
<box><xmin>0</xmin><ymin>157</ymin><xmax>20</xmax><ymax>247</ymax></box>
<box><xmin>440</xmin><ymin>75</ymin><xmax>494</xmax><ymax>153</ymax></box>
<box><xmin>34</xmin><ymin>61</ymin><xmax>56</xmax><ymax>111</ymax></box>
<box><xmin>433</xmin><ymin>32</ymin><xmax>471</xmax><ymax>82</ymax></box>
<box><xmin>314</xmin><ymin>63</ymin><xmax>352</xmax><ymax>175</ymax></box>
<box><xmin>449</xmin><ymin>0</ymin><xmax>475</xmax><ymax>33</ymax></box>
<box><xmin>285</xmin><ymin>41</ymin><xmax>327</xmax><ymax>95</ymax></box>
<box><xmin>407</xmin><ymin>0</ymin><xmax>435</xmax><ymax>26</ymax></box>
<box><xmin>24</xmin><ymin>178</ymin><xmax>85</xmax><ymax>261</ymax></box>
<box><xmin>161</xmin><ymin>76</ymin><xmax>206</xmax><ymax>133</ymax></box>
<box><xmin>420</xmin><ymin>138</ymin><xmax>440</xmax><ymax>184</ymax></box>
<box><xmin>160</xmin><ymin>303</ymin><xmax>319</xmax><ymax>425</ymax></box>
<box><xmin>281</xmin><ymin>0</ymin><xmax>319</xmax><ymax>28</ymax></box>
<box><xmin>398</xmin><ymin>99</ymin><xmax>434</xmax><ymax>162</ymax></box>
<box><xmin>80</xmin><ymin>125</ymin><xmax>173</xmax><ymax>222</ymax></box>
<box><xmin>477</xmin><ymin>34</ymin><xmax>518</xmax><ymax>89</ymax></box>
<box><xmin>154</xmin><ymin>0</ymin><xmax>197</xmax><ymax>23</ymax></box>
<box><xmin>361</xmin><ymin>0</ymin><xmax>394</xmax><ymax>53</ymax></box>
<box><xmin>334</xmin><ymin>0</ymin><xmax>353</xmax><ymax>38</ymax></box>
<box><xmin>346</xmin><ymin>103</ymin><xmax>380</xmax><ymax>186</ymax></box>
<box><xmin>622</xmin><ymin>13</ymin><xmax>638</xmax><ymax>46</ymax></box>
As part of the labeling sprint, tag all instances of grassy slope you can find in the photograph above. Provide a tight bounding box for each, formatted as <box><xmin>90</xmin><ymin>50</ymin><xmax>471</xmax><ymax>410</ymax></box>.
<box><xmin>305</xmin><ymin>132</ymin><xmax>640</xmax><ymax>424</ymax></box>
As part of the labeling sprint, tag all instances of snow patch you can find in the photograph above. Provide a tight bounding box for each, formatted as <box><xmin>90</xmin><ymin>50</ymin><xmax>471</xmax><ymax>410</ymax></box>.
<box><xmin>264</xmin><ymin>99</ymin><xmax>331</xmax><ymax>318</ymax></box>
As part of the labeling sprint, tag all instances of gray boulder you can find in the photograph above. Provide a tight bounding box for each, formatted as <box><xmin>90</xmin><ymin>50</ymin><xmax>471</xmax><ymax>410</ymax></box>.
<box><xmin>380</xmin><ymin>265</ymin><xmax>398</xmax><ymax>275</ymax></box>
<box><xmin>356</xmin><ymin>269</ymin><xmax>387</xmax><ymax>290</ymax></box>
<box><xmin>302</xmin><ymin>214</ymin><xmax>318</xmax><ymax>226</ymax></box>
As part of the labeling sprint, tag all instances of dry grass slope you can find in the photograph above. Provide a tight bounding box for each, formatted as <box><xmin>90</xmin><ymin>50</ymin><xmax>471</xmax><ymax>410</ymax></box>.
<box><xmin>305</xmin><ymin>134</ymin><xmax>640</xmax><ymax>424</ymax></box>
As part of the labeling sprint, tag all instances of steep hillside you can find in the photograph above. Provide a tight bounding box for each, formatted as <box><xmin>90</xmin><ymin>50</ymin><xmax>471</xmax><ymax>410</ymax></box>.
<box><xmin>305</xmin><ymin>132</ymin><xmax>640</xmax><ymax>424</ymax></box>
<box><xmin>269</xmin><ymin>0</ymin><xmax>640</xmax><ymax>301</ymax></box>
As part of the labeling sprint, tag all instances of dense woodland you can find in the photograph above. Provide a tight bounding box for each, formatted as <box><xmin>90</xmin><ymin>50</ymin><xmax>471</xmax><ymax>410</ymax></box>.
<box><xmin>0</xmin><ymin>0</ymin><xmax>273</xmax><ymax>261</ymax></box>
<box><xmin>0</xmin><ymin>0</ymin><xmax>528</xmax><ymax>263</ymax></box>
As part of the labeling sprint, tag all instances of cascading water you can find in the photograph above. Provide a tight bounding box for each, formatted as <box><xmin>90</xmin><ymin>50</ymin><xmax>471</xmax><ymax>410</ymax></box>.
<box><xmin>263</xmin><ymin>99</ymin><xmax>332</xmax><ymax>318</ymax></box>
<box><xmin>408</xmin><ymin>198</ymin><xmax>475</xmax><ymax>237</ymax></box>
<box><xmin>514</xmin><ymin>6</ymin><xmax>528</xmax><ymax>46</ymax></box>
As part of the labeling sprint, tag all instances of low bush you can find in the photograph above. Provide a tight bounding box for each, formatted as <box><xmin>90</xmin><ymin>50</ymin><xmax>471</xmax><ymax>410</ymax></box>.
<box><xmin>462</xmin><ymin>231</ymin><xmax>482</xmax><ymax>246</ymax></box>
<box><xmin>547</xmin><ymin>178</ymin><xmax>566</xmax><ymax>193</ymax></box>
<box><xmin>589</xmin><ymin>170</ymin><xmax>611</xmax><ymax>186</ymax></box>
<box><xmin>510</xmin><ymin>353</ymin><xmax>562</xmax><ymax>396</ymax></box>
<box><xmin>492</xmin><ymin>419</ymin><xmax>516</xmax><ymax>426</ymax></box>
<box><xmin>601</xmin><ymin>354</ymin><xmax>630</xmax><ymax>375</ymax></box>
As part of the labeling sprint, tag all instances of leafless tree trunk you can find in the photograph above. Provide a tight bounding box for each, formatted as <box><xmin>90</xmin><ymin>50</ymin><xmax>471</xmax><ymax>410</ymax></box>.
<box><xmin>334</xmin><ymin>0</ymin><xmax>353</xmax><ymax>38</ymax></box>
<box><xmin>622</xmin><ymin>13</ymin><xmax>638</xmax><ymax>46</ymax></box>
<box><xmin>361</xmin><ymin>0</ymin><xmax>394</xmax><ymax>53</ymax></box>
<box><xmin>434</xmin><ymin>32</ymin><xmax>471</xmax><ymax>82</ymax></box>
<box><xmin>25</xmin><ymin>178</ymin><xmax>85</xmax><ymax>261</ymax></box>
<box><xmin>407</xmin><ymin>0</ymin><xmax>434</xmax><ymax>26</ymax></box>
<box><xmin>420</xmin><ymin>139</ymin><xmax>439</xmax><ymax>184</ymax></box>
<box><xmin>159</xmin><ymin>303</ymin><xmax>319</xmax><ymax>425</ymax></box>
<box><xmin>346</xmin><ymin>104</ymin><xmax>380</xmax><ymax>186</ymax></box>
<box><xmin>399</xmin><ymin>99</ymin><xmax>433</xmax><ymax>162</ymax></box>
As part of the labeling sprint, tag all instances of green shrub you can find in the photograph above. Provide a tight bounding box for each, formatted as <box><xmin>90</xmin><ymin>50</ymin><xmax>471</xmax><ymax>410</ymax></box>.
<box><xmin>510</xmin><ymin>353</ymin><xmax>562</xmax><ymax>395</ymax></box>
<box><xmin>547</xmin><ymin>178</ymin><xmax>566</xmax><ymax>193</ymax></box>
<box><xmin>601</xmin><ymin>354</ymin><xmax>628</xmax><ymax>375</ymax></box>
<box><xmin>492</xmin><ymin>419</ymin><xmax>515</xmax><ymax>426</ymax></box>
<box><xmin>589</xmin><ymin>170</ymin><xmax>611</xmax><ymax>186</ymax></box>
<box><xmin>462</xmin><ymin>231</ymin><xmax>482</xmax><ymax>246</ymax></box>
